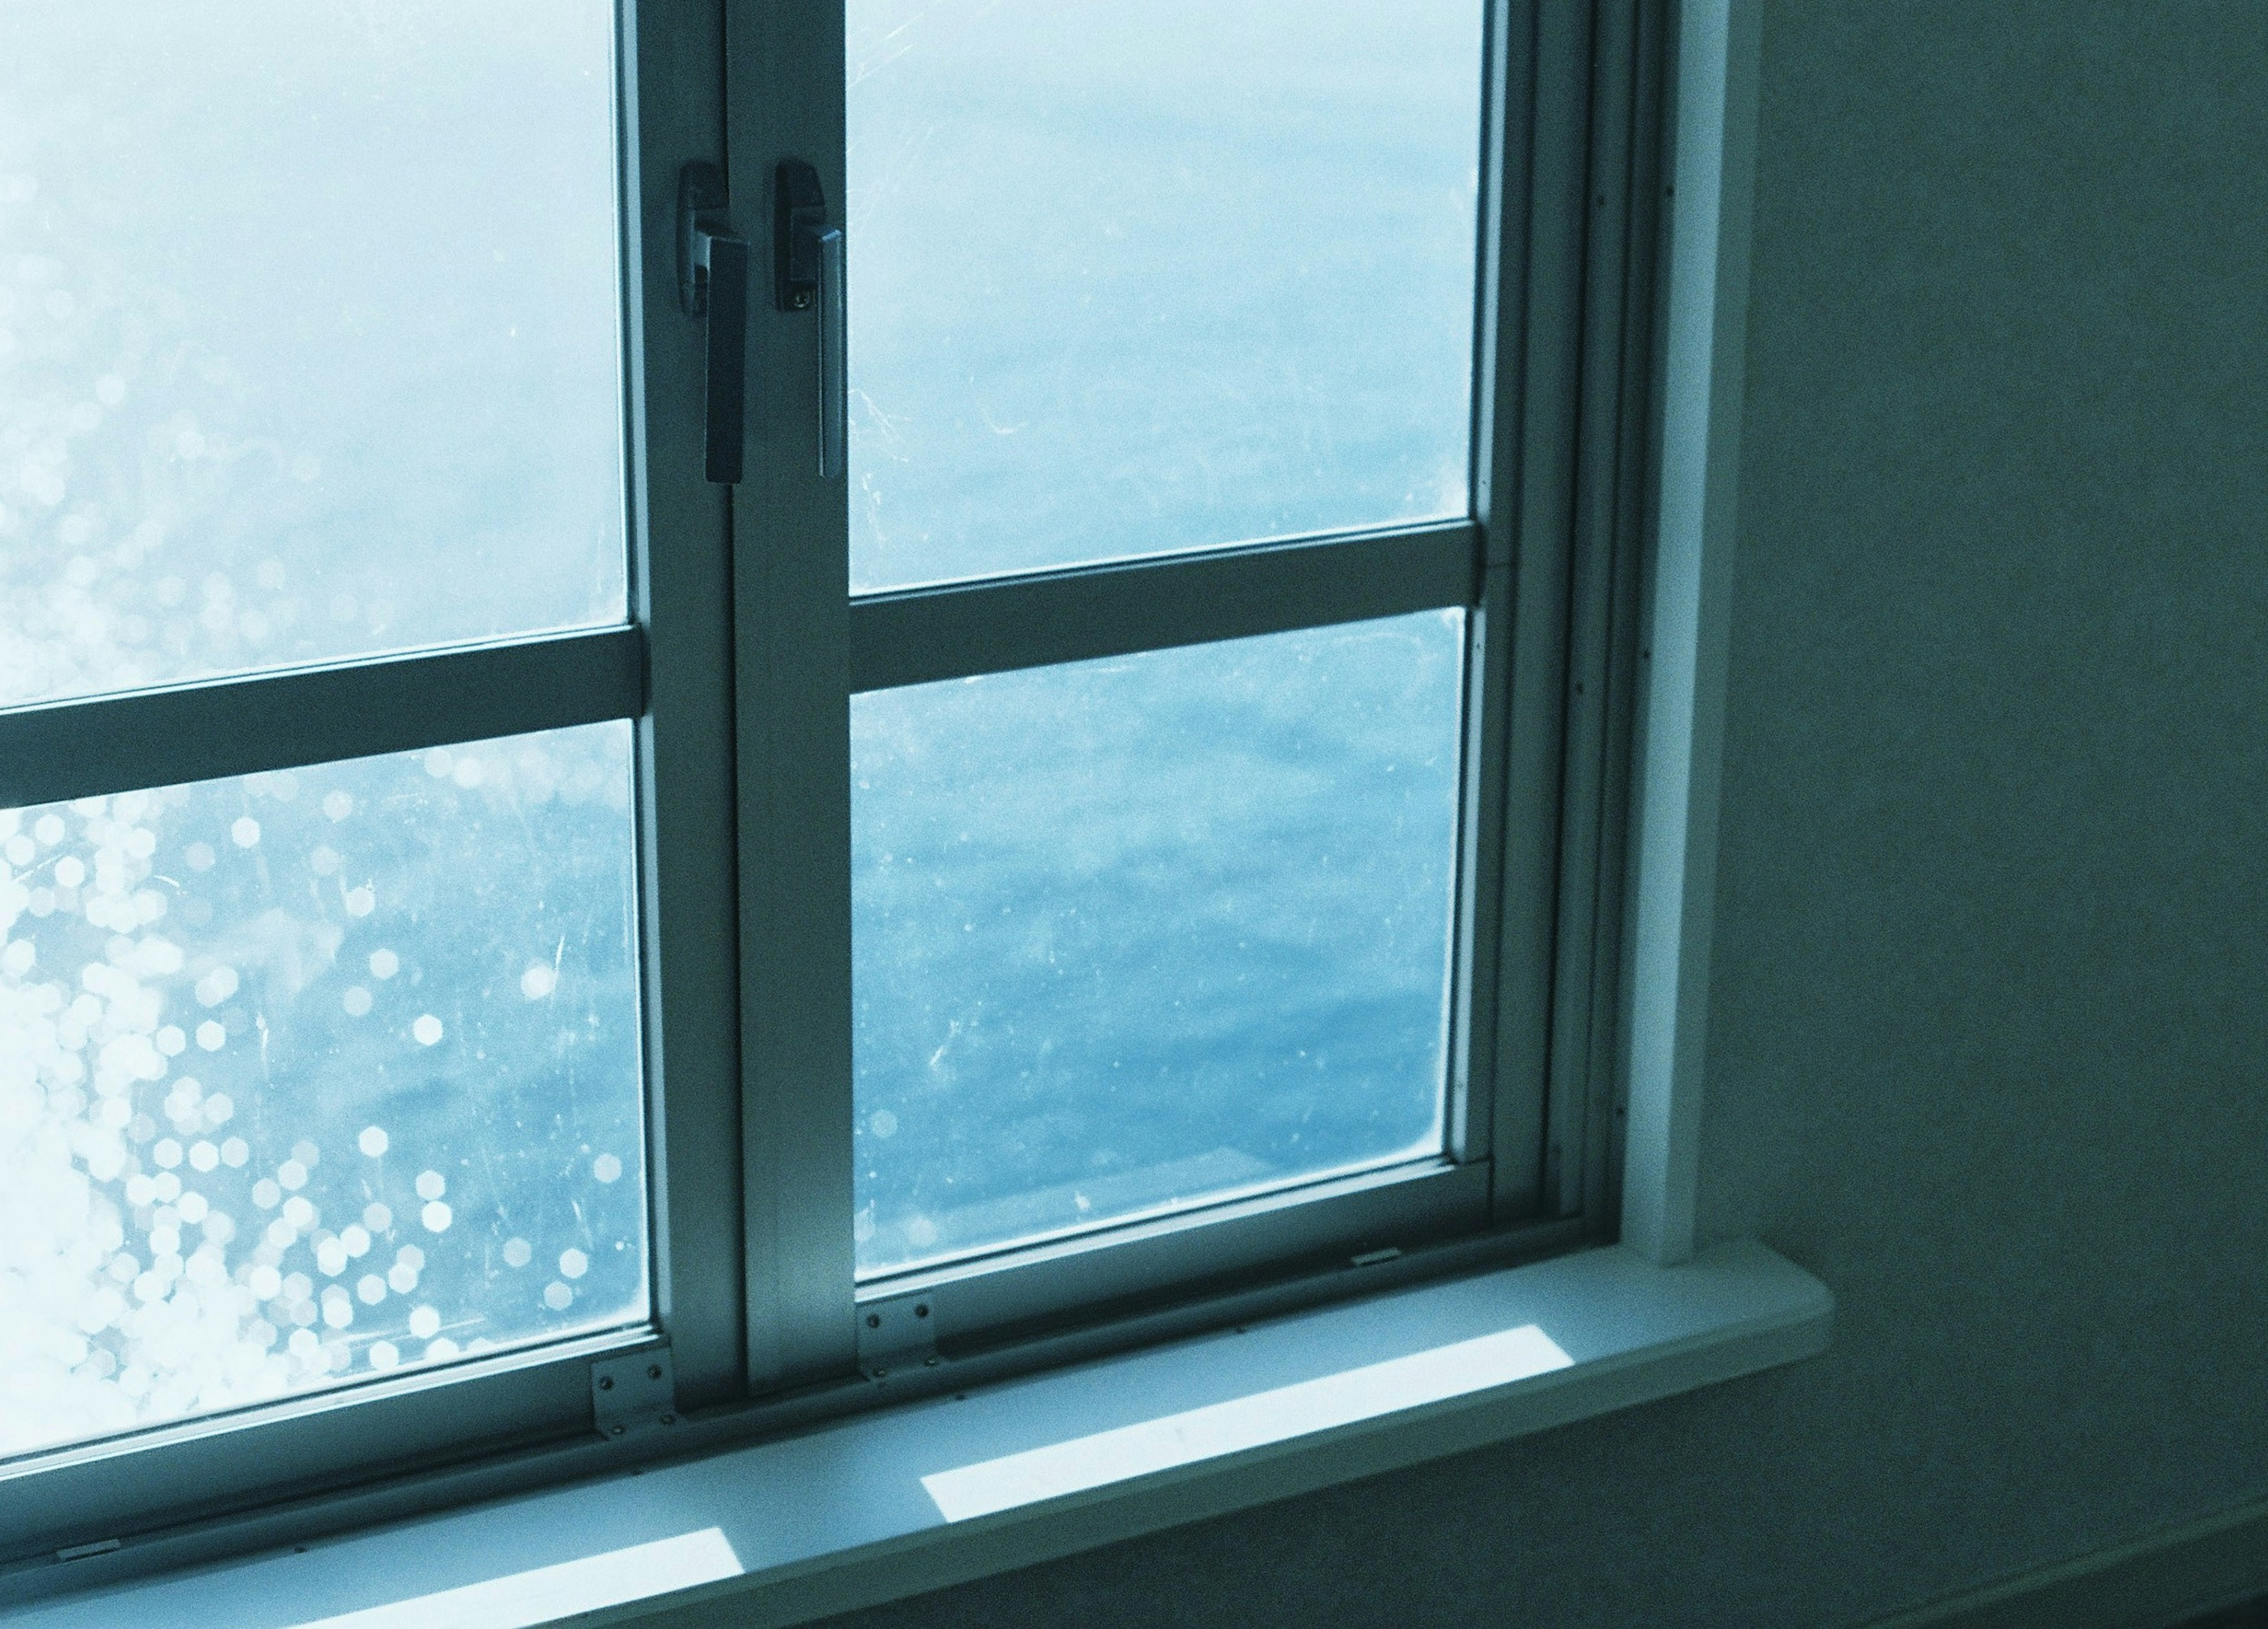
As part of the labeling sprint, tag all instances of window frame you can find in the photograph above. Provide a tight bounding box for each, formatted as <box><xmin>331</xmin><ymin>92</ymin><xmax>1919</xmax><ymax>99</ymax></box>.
<box><xmin>0</xmin><ymin>0</ymin><xmax>741</xmax><ymax>1558</ymax></box>
<box><xmin>731</xmin><ymin>0</ymin><xmax>1634</xmax><ymax>1377</ymax></box>
<box><xmin>0</xmin><ymin>0</ymin><xmax>1668</xmax><ymax>1583</ymax></box>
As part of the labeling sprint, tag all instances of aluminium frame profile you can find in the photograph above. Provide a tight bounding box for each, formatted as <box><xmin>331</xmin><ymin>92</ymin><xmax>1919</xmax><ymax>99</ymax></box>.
<box><xmin>0</xmin><ymin>627</ymin><xmax>643</xmax><ymax>812</ymax></box>
<box><xmin>723</xmin><ymin>0</ymin><xmax>858</xmax><ymax>1396</ymax></box>
<box><xmin>1472</xmin><ymin>0</ymin><xmax>1614</xmax><ymax>1225</ymax></box>
<box><xmin>1548</xmin><ymin>0</ymin><xmax>1671</xmax><ymax>1229</ymax></box>
<box><xmin>848</xmin><ymin>520</ymin><xmax>1478</xmax><ymax>694</ymax></box>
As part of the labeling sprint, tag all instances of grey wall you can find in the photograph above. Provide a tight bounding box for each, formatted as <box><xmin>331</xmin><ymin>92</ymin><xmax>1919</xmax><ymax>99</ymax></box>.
<box><xmin>804</xmin><ymin>4</ymin><xmax>2268</xmax><ymax>1625</ymax></box>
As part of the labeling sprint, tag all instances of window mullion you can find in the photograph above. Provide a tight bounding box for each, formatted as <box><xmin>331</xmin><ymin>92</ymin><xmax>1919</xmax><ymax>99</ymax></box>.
<box><xmin>625</xmin><ymin>0</ymin><xmax>747</xmax><ymax>1411</ymax></box>
<box><xmin>724</xmin><ymin>0</ymin><xmax>859</xmax><ymax>1395</ymax></box>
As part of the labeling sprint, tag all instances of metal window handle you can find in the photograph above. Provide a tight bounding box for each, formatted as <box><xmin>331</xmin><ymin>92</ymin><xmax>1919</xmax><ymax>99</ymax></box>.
<box><xmin>815</xmin><ymin>225</ymin><xmax>844</xmax><ymax>480</ymax></box>
<box><xmin>678</xmin><ymin>161</ymin><xmax>748</xmax><ymax>484</ymax></box>
<box><xmin>775</xmin><ymin>159</ymin><xmax>845</xmax><ymax>480</ymax></box>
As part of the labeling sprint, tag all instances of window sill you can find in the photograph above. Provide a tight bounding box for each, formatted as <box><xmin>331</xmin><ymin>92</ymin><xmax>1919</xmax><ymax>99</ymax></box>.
<box><xmin>5</xmin><ymin>1237</ymin><xmax>1829</xmax><ymax>1629</ymax></box>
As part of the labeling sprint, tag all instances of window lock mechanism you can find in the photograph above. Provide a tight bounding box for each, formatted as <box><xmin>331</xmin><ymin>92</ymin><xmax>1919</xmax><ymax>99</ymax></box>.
<box><xmin>677</xmin><ymin>161</ymin><xmax>749</xmax><ymax>485</ymax></box>
<box><xmin>773</xmin><ymin>158</ymin><xmax>845</xmax><ymax>480</ymax></box>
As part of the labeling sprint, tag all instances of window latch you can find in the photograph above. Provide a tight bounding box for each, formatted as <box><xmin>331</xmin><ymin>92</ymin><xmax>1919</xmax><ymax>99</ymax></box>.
<box><xmin>678</xmin><ymin>161</ymin><xmax>749</xmax><ymax>484</ymax></box>
<box><xmin>773</xmin><ymin>158</ymin><xmax>845</xmax><ymax>480</ymax></box>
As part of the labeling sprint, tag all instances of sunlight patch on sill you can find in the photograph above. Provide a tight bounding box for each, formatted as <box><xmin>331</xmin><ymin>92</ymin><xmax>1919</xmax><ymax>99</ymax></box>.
<box><xmin>921</xmin><ymin>1322</ymin><xmax>1572</xmax><ymax>1521</ymax></box>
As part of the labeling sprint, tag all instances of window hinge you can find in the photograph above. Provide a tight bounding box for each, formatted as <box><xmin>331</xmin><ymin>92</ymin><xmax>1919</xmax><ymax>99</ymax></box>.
<box><xmin>591</xmin><ymin>1343</ymin><xmax>677</xmax><ymax>1440</ymax></box>
<box><xmin>856</xmin><ymin>1292</ymin><xmax>939</xmax><ymax>1380</ymax></box>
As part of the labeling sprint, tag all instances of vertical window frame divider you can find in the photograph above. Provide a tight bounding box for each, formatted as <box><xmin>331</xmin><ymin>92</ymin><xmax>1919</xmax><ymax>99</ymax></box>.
<box><xmin>722</xmin><ymin>0</ymin><xmax>861</xmax><ymax>1397</ymax></box>
<box><xmin>625</xmin><ymin>0</ymin><xmax>747</xmax><ymax>1413</ymax></box>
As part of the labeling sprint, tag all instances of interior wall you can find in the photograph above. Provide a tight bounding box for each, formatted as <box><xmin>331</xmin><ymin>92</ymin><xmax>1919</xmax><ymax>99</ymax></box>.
<box><xmin>801</xmin><ymin>4</ymin><xmax>2268</xmax><ymax>1624</ymax></box>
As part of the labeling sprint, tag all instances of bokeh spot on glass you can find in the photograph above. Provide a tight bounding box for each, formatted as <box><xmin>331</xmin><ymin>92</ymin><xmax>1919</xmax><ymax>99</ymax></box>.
<box><xmin>0</xmin><ymin>1</ymin><xmax>625</xmax><ymax>708</ymax></box>
<box><xmin>0</xmin><ymin>722</ymin><xmax>646</xmax><ymax>1461</ymax></box>
<box><xmin>851</xmin><ymin>612</ymin><xmax>1465</xmax><ymax>1276</ymax></box>
<box><xmin>845</xmin><ymin>0</ymin><xmax>1485</xmax><ymax>592</ymax></box>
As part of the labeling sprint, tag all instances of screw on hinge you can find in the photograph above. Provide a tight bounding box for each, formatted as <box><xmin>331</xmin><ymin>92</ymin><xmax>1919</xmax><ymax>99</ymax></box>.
<box><xmin>592</xmin><ymin>1345</ymin><xmax>676</xmax><ymax>1439</ymax></box>
<box><xmin>856</xmin><ymin>1294</ymin><xmax>939</xmax><ymax>1377</ymax></box>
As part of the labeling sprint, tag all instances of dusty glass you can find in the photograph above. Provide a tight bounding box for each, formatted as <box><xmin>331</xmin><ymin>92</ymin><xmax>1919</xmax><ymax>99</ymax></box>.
<box><xmin>0</xmin><ymin>1</ymin><xmax>625</xmax><ymax>708</ymax></box>
<box><xmin>851</xmin><ymin>612</ymin><xmax>1464</xmax><ymax>1276</ymax></box>
<box><xmin>845</xmin><ymin>0</ymin><xmax>1485</xmax><ymax>591</ymax></box>
<box><xmin>0</xmin><ymin>722</ymin><xmax>645</xmax><ymax>1461</ymax></box>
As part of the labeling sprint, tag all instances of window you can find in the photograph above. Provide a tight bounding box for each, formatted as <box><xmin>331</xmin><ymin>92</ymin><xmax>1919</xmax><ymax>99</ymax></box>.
<box><xmin>1</xmin><ymin>0</ymin><xmax>1654</xmax><ymax>1570</ymax></box>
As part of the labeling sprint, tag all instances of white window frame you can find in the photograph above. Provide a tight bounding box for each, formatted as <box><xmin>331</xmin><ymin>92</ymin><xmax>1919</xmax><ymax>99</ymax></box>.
<box><xmin>0</xmin><ymin>0</ymin><xmax>1820</xmax><ymax>1614</ymax></box>
<box><xmin>729</xmin><ymin>0</ymin><xmax>1596</xmax><ymax>1385</ymax></box>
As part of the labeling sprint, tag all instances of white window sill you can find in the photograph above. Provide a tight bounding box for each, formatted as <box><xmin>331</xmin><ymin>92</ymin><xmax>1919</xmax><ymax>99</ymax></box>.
<box><xmin>4</xmin><ymin>1237</ymin><xmax>1829</xmax><ymax>1629</ymax></box>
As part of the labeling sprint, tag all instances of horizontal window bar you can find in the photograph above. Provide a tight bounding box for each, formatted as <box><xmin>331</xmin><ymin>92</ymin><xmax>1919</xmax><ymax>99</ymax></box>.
<box><xmin>858</xmin><ymin>1159</ymin><xmax>1493</xmax><ymax>1359</ymax></box>
<box><xmin>850</xmin><ymin>521</ymin><xmax>1481</xmax><ymax>693</ymax></box>
<box><xmin>0</xmin><ymin>627</ymin><xmax>646</xmax><ymax>809</ymax></box>
<box><xmin>0</xmin><ymin>1324</ymin><xmax>656</xmax><ymax>1569</ymax></box>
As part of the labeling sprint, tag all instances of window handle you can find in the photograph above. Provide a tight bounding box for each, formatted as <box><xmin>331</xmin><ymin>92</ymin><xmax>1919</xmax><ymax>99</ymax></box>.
<box><xmin>775</xmin><ymin>159</ymin><xmax>845</xmax><ymax>480</ymax></box>
<box><xmin>677</xmin><ymin>161</ymin><xmax>748</xmax><ymax>485</ymax></box>
<box><xmin>816</xmin><ymin>224</ymin><xmax>845</xmax><ymax>480</ymax></box>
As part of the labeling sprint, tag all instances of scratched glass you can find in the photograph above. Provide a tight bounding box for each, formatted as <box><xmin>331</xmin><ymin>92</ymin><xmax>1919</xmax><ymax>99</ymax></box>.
<box><xmin>851</xmin><ymin>612</ymin><xmax>1464</xmax><ymax>1276</ymax></box>
<box><xmin>0</xmin><ymin>1</ymin><xmax>624</xmax><ymax>708</ymax></box>
<box><xmin>845</xmin><ymin>0</ymin><xmax>1485</xmax><ymax>591</ymax></box>
<box><xmin>0</xmin><ymin>722</ymin><xmax>645</xmax><ymax>1461</ymax></box>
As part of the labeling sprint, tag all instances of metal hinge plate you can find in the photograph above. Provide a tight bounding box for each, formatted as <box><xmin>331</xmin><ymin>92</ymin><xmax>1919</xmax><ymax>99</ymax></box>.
<box><xmin>592</xmin><ymin>1344</ymin><xmax>677</xmax><ymax>1440</ymax></box>
<box><xmin>856</xmin><ymin>1292</ymin><xmax>938</xmax><ymax>1379</ymax></box>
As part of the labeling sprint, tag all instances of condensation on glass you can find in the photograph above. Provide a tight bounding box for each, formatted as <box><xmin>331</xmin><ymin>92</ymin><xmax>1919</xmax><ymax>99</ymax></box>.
<box><xmin>0</xmin><ymin>724</ymin><xmax>646</xmax><ymax>1462</ymax></box>
<box><xmin>850</xmin><ymin>612</ymin><xmax>1465</xmax><ymax>1277</ymax></box>
<box><xmin>845</xmin><ymin>0</ymin><xmax>1485</xmax><ymax>592</ymax></box>
<box><xmin>0</xmin><ymin>1</ymin><xmax>625</xmax><ymax>708</ymax></box>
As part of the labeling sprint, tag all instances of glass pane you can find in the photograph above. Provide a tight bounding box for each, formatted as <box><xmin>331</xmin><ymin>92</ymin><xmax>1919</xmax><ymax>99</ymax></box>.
<box><xmin>0</xmin><ymin>723</ymin><xmax>644</xmax><ymax>1461</ymax></box>
<box><xmin>846</xmin><ymin>0</ymin><xmax>1484</xmax><ymax>592</ymax></box>
<box><xmin>852</xmin><ymin>612</ymin><xmax>1463</xmax><ymax>1276</ymax></box>
<box><xmin>0</xmin><ymin>2</ymin><xmax>624</xmax><ymax>709</ymax></box>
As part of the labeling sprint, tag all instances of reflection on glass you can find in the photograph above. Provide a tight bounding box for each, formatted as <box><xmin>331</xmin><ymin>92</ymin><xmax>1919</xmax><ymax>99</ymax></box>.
<box><xmin>0</xmin><ymin>723</ymin><xmax>645</xmax><ymax>1460</ymax></box>
<box><xmin>845</xmin><ymin>0</ymin><xmax>1484</xmax><ymax>591</ymax></box>
<box><xmin>0</xmin><ymin>2</ymin><xmax>625</xmax><ymax>708</ymax></box>
<box><xmin>851</xmin><ymin>612</ymin><xmax>1464</xmax><ymax>1275</ymax></box>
